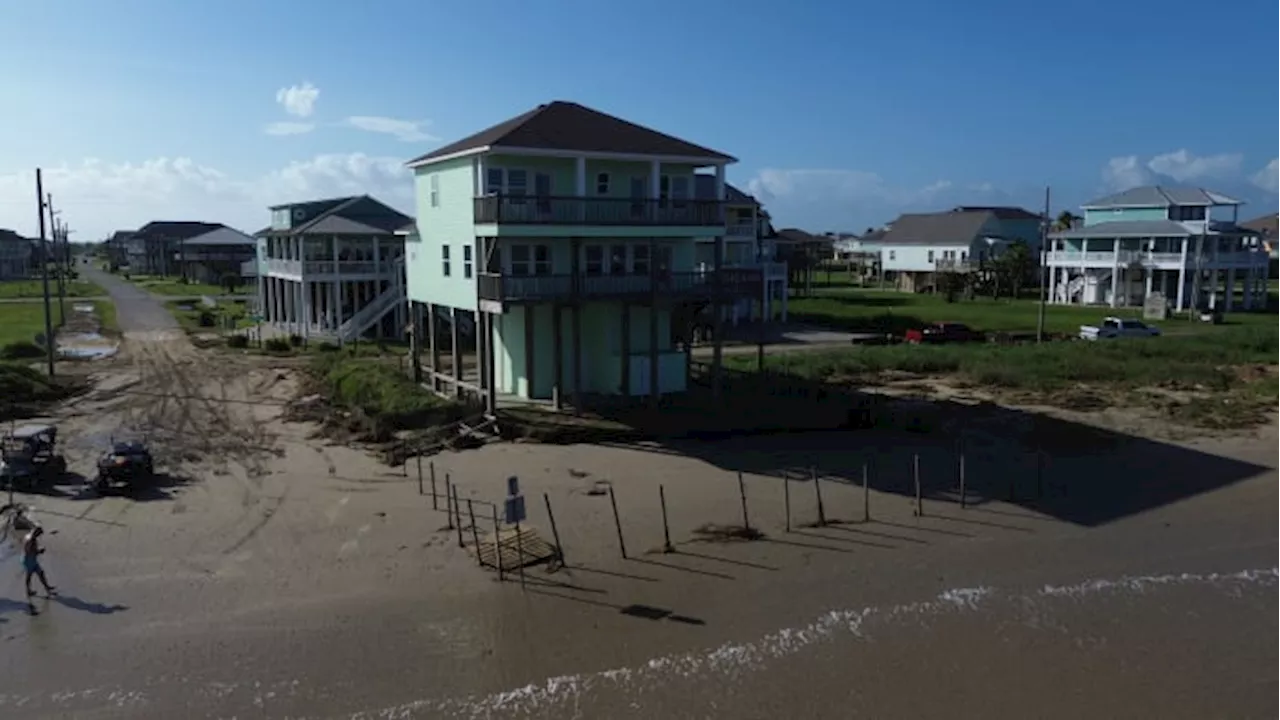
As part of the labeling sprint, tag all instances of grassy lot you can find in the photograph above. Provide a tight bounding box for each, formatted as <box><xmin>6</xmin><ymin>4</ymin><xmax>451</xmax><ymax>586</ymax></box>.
<box><xmin>0</xmin><ymin>302</ymin><xmax>63</xmax><ymax>347</ymax></box>
<box><xmin>165</xmin><ymin>297</ymin><xmax>252</xmax><ymax>334</ymax></box>
<box><xmin>726</xmin><ymin>316</ymin><xmax>1277</xmax><ymax>429</ymax></box>
<box><xmin>92</xmin><ymin>299</ymin><xmax>119</xmax><ymax>335</ymax></box>
<box><xmin>307</xmin><ymin>354</ymin><xmax>463</xmax><ymax>438</ymax></box>
<box><xmin>0</xmin><ymin>278</ymin><xmax>105</xmax><ymax>298</ymax></box>
<box><xmin>125</xmin><ymin>274</ymin><xmax>250</xmax><ymax>297</ymax></box>
<box><xmin>786</xmin><ymin>288</ymin><xmax>1276</xmax><ymax>336</ymax></box>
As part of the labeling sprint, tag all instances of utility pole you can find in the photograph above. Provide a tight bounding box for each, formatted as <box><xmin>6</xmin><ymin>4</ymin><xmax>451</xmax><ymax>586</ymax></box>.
<box><xmin>35</xmin><ymin>170</ymin><xmax>55</xmax><ymax>376</ymax></box>
<box><xmin>1036</xmin><ymin>185</ymin><xmax>1051</xmax><ymax>343</ymax></box>
<box><xmin>47</xmin><ymin>194</ymin><xmax>66</xmax><ymax>325</ymax></box>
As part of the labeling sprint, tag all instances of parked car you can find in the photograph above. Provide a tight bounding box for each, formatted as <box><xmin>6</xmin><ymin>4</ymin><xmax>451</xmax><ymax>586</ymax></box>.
<box><xmin>904</xmin><ymin>322</ymin><xmax>983</xmax><ymax>345</ymax></box>
<box><xmin>1079</xmin><ymin>317</ymin><xmax>1161</xmax><ymax>341</ymax></box>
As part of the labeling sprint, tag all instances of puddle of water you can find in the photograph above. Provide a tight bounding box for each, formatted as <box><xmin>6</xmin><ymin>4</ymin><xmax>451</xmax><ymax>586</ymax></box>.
<box><xmin>58</xmin><ymin>346</ymin><xmax>119</xmax><ymax>360</ymax></box>
<box><xmin>73</xmin><ymin>303</ymin><xmax>95</xmax><ymax>313</ymax></box>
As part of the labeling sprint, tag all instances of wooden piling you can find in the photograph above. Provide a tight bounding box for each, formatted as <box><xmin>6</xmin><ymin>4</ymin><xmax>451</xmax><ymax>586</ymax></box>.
<box><xmin>543</xmin><ymin>492</ymin><xmax>565</xmax><ymax>565</ymax></box>
<box><xmin>416</xmin><ymin>456</ymin><xmax>424</xmax><ymax>496</ymax></box>
<box><xmin>737</xmin><ymin>470</ymin><xmax>750</xmax><ymax>532</ymax></box>
<box><xmin>659</xmin><ymin>484</ymin><xmax>673</xmax><ymax>553</ymax></box>
<box><xmin>491</xmin><ymin>505</ymin><xmax>504</xmax><ymax>581</ymax></box>
<box><xmin>515</xmin><ymin>520</ymin><xmax>527</xmax><ymax>590</ymax></box>
<box><xmin>608</xmin><ymin>485</ymin><xmax>627</xmax><ymax>559</ymax></box>
<box><xmin>811</xmin><ymin>467</ymin><xmax>826</xmax><ymax>526</ymax></box>
<box><xmin>913</xmin><ymin>454</ymin><xmax>923</xmax><ymax>517</ymax></box>
<box><xmin>467</xmin><ymin>499</ymin><xmax>481</xmax><ymax>563</ymax></box>
<box><xmin>452</xmin><ymin>486</ymin><xmax>465</xmax><ymax>548</ymax></box>
<box><xmin>430</xmin><ymin>463</ymin><xmax>438</xmax><ymax>510</ymax></box>
<box><xmin>444</xmin><ymin>476</ymin><xmax>454</xmax><ymax>529</ymax></box>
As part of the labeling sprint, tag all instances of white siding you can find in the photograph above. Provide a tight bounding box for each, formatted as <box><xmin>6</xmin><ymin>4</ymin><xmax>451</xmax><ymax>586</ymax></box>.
<box><xmin>881</xmin><ymin>243</ymin><xmax>970</xmax><ymax>272</ymax></box>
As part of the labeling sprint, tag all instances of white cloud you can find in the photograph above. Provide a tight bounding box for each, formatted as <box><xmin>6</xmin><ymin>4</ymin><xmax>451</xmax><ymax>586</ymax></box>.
<box><xmin>263</xmin><ymin>121</ymin><xmax>315</xmax><ymax>136</ymax></box>
<box><xmin>344</xmin><ymin>116</ymin><xmax>437</xmax><ymax>143</ymax></box>
<box><xmin>746</xmin><ymin>168</ymin><xmax>955</xmax><ymax>209</ymax></box>
<box><xmin>1102</xmin><ymin>149</ymin><xmax>1246</xmax><ymax>191</ymax></box>
<box><xmin>275</xmin><ymin>82</ymin><xmax>320</xmax><ymax>118</ymax></box>
<box><xmin>1101</xmin><ymin>155</ymin><xmax>1153</xmax><ymax>191</ymax></box>
<box><xmin>0</xmin><ymin>153</ymin><xmax>412</xmax><ymax>241</ymax></box>
<box><xmin>1249</xmin><ymin>158</ymin><xmax>1278</xmax><ymax>194</ymax></box>
<box><xmin>1146</xmin><ymin>149</ymin><xmax>1242</xmax><ymax>182</ymax></box>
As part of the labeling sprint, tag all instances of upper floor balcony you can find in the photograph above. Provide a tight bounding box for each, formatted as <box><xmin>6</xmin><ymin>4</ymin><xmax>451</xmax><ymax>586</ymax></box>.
<box><xmin>262</xmin><ymin>257</ymin><xmax>404</xmax><ymax>278</ymax></box>
<box><xmin>474</xmin><ymin>195</ymin><xmax>724</xmax><ymax>227</ymax></box>
<box><xmin>1045</xmin><ymin>249</ymin><xmax>1267</xmax><ymax>269</ymax></box>
<box><xmin>477</xmin><ymin>267</ymin><xmax>763</xmax><ymax>305</ymax></box>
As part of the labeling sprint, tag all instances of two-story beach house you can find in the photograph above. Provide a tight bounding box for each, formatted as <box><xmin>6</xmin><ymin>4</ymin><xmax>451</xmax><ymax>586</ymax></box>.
<box><xmin>0</xmin><ymin>229</ymin><xmax>33</xmax><ymax>279</ymax></box>
<box><xmin>1045</xmin><ymin>186</ymin><xmax>1269</xmax><ymax>311</ymax></box>
<box><xmin>878</xmin><ymin>206</ymin><xmax>1043</xmax><ymax>292</ymax></box>
<box><xmin>692</xmin><ymin>179</ymin><xmax>788</xmax><ymax>326</ymax></box>
<box><xmin>405</xmin><ymin>100</ymin><xmax>760</xmax><ymax>412</ymax></box>
<box><xmin>254</xmin><ymin>195</ymin><xmax>412</xmax><ymax>341</ymax></box>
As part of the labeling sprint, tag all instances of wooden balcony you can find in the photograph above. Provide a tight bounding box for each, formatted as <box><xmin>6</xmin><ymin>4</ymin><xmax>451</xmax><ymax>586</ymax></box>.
<box><xmin>477</xmin><ymin>268</ymin><xmax>763</xmax><ymax>304</ymax></box>
<box><xmin>474</xmin><ymin>195</ymin><xmax>725</xmax><ymax>227</ymax></box>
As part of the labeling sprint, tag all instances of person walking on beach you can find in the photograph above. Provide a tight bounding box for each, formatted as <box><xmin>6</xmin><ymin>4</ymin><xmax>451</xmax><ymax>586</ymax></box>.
<box><xmin>22</xmin><ymin>527</ymin><xmax>56</xmax><ymax>597</ymax></box>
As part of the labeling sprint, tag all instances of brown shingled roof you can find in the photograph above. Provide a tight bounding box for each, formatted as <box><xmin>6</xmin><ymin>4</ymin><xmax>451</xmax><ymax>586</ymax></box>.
<box><xmin>406</xmin><ymin>101</ymin><xmax>735</xmax><ymax>166</ymax></box>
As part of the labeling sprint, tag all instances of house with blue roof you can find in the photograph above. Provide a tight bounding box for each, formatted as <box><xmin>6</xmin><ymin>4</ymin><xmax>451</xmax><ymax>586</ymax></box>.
<box><xmin>1045</xmin><ymin>186</ymin><xmax>1269</xmax><ymax>312</ymax></box>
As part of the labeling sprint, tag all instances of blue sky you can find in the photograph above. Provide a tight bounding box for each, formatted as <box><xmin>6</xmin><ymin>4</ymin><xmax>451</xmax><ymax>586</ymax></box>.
<box><xmin>0</xmin><ymin>0</ymin><xmax>1275</xmax><ymax>240</ymax></box>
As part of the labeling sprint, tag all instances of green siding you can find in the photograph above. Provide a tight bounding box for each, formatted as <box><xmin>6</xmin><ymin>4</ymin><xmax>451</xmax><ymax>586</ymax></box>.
<box><xmin>1084</xmin><ymin>207</ymin><xmax>1168</xmax><ymax>226</ymax></box>
<box><xmin>407</xmin><ymin>158</ymin><xmax>477</xmax><ymax>310</ymax></box>
<box><xmin>491</xmin><ymin>300</ymin><xmax>683</xmax><ymax>399</ymax></box>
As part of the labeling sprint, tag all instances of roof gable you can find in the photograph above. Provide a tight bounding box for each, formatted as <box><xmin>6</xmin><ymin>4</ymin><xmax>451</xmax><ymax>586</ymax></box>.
<box><xmin>879</xmin><ymin>211</ymin><xmax>997</xmax><ymax>246</ymax></box>
<box><xmin>136</xmin><ymin>221</ymin><xmax>223</xmax><ymax>240</ymax></box>
<box><xmin>270</xmin><ymin>195</ymin><xmax>413</xmax><ymax>236</ymax></box>
<box><xmin>693</xmin><ymin>175</ymin><xmax>756</xmax><ymax>205</ymax></box>
<box><xmin>407</xmin><ymin>101</ymin><xmax>735</xmax><ymax>166</ymax></box>
<box><xmin>1082</xmin><ymin>186</ymin><xmax>1241</xmax><ymax>209</ymax></box>
<box><xmin>180</xmin><ymin>226</ymin><xmax>257</xmax><ymax>247</ymax></box>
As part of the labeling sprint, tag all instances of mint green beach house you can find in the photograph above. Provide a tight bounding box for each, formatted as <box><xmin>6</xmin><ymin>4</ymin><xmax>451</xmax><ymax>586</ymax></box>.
<box><xmin>405</xmin><ymin>101</ymin><xmax>757</xmax><ymax>412</ymax></box>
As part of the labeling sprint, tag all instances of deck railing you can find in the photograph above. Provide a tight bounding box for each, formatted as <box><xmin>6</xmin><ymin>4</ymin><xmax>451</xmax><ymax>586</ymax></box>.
<box><xmin>474</xmin><ymin>195</ymin><xmax>725</xmax><ymax>226</ymax></box>
<box><xmin>477</xmin><ymin>268</ymin><xmax>763</xmax><ymax>303</ymax></box>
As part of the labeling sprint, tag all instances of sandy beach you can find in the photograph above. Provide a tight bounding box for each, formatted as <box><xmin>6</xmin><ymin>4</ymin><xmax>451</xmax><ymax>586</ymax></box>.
<box><xmin>1</xmin><ymin>267</ymin><xmax>1276</xmax><ymax>718</ymax></box>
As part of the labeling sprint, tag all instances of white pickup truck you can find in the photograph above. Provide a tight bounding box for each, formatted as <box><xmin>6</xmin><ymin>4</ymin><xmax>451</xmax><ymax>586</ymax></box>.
<box><xmin>1079</xmin><ymin>317</ymin><xmax>1162</xmax><ymax>341</ymax></box>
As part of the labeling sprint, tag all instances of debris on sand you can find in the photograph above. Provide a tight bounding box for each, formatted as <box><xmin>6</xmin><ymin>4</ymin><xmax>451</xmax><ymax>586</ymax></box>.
<box><xmin>691</xmin><ymin>523</ymin><xmax>764</xmax><ymax>543</ymax></box>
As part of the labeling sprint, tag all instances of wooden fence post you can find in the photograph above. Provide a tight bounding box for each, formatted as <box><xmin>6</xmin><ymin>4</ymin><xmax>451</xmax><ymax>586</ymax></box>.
<box><xmin>811</xmin><ymin>466</ymin><xmax>826</xmax><ymax>526</ymax></box>
<box><xmin>862</xmin><ymin>462</ymin><xmax>871</xmax><ymax>523</ymax></box>
<box><xmin>659</xmin><ymin>484</ymin><xmax>673</xmax><ymax>553</ymax></box>
<box><xmin>543</xmin><ymin>492</ymin><xmax>565</xmax><ymax>565</ymax></box>
<box><xmin>737</xmin><ymin>470</ymin><xmax>750</xmax><ymax>532</ymax></box>
<box><xmin>783</xmin><ymin>472</ymin><xmax>791</xmax><ymax>532</ymax></box>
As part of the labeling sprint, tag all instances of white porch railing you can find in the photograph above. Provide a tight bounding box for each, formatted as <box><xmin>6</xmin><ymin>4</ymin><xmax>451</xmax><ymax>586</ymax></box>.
<box><xmin>725</xmin><ymin>222</ymin><xmax>756</xmax><ymax>238</ymax></box>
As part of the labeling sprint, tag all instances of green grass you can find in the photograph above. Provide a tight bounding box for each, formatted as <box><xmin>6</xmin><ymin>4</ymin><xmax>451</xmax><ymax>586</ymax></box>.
<box><xmin>165</xmin><ymin>298</ymin><xmax>252</xmax><ymax>334</ymax></box>
<box><xmin>92</xmin><ymin>300</ymin><xmax>119</xmax><ymax>334</ymax></box>
<box><xmin>0</xmin><ymin>362</ymin><xmax>84</xmax><ymax>418</ymax></box>
<box><xmin>123</xmin><ymin>273</ymin><xmax>250</xmax><ymax>296</ymax></box>
<box><xmin>0</xmin><ymin>303</ymin><xmax>63</xmax><ymax>347</ymax></box>
<box><xmin>786</xmin><ymin>288</ymin><xmax>1277</xmax><ymax>336</ymax></box>
<box><xmin>0</xmin><ymin>279</ymin><xmax>104</xmax><ymax>298</ymax></box>
<box><xmin>725</xmin><ymin>321</ymin><xmax>1278</xmax><ymax>429</ymax></box>
<box><xmin>310</xmin><ymin>354</ymin><xmax>463</xmax><ymax>435</ymax></box>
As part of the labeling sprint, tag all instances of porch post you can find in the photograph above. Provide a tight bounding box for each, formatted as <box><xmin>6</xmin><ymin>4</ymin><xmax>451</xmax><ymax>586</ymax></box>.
<box><xmin>1225</xmin><ymin>268</ymin><xmax>1236</xmax><ymax>312</ymax></box>
<box><xmin>1109</xmin><ymin>242</ymin><xmax>1120</xmax><ymax>308</ymax></box>
<box><xmin>1176</xmin><ymin>237</ymin><xmax>1188</xmax><ymax>311</ymax></box>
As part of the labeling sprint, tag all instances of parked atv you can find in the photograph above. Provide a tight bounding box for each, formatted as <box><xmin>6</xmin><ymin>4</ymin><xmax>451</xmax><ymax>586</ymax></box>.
<box><xmin>93</xmin><ymin>440</ymin><xmax>155</xmax><ymax>492</ymax></box>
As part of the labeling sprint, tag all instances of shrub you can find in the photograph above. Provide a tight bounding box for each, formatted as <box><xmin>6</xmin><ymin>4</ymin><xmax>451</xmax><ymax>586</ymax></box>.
<box><xmin>311</xmin><ymin>355</ymin><xmax>462</xmax><ymax>432</ymax></box>
<box><xmin>226</xmin><ymin>335</ymin><xmax>249</xmax><ymax>349</ymax></box>
<box><xmin>263</xmin><ymin>337</ymin><xmax>292</xmax><ymax>353</ymax></box>
<box><xmin>316</xmin><ymin>341</ymin><xmax>340</xmax><ymax>353</ymax></box>
<box><xmin>1</xmin><ymin>341</ymin><xmax>46</xmax><ymax>360</ymax></box>
<box><xmin>288</xmin><ymin>334</ymin><xmax>304</xmax><ymax>347</ymax></box>
<box><xmin>197</xmin><ymin>310</ymin><xmax>217</xmax><ymax>327</ymax></box>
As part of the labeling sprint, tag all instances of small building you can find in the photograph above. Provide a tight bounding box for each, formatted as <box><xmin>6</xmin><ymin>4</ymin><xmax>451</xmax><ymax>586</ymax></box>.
<box><xmin>130</xmin><ymin>221</ymin><xmax>224</xmax><ymax>276</ymax></box>
<box><xmin>405</xmin><ymin>100</ymin><xmax>762</xmax><ymax>411</ymax></box>
<box><xmin>692</xmin><ymin>178</ymin><xmax>788</xmax><ymax>325</ymax></box>
<box><xmin>172</xmin><ymin>225</ymin><xmax>257</xmax><ymax>286</ymax></box>
<box><xmin>0</xmin><ymin>229</ymin><xmax>34</xmax><ymax>279</ymax></box>
<box><xmin>254</xmin><ymin>195</ymin><xmax>412</xmax><ymax>341</ymax></box>
<box><xmin>877</xmin><ymin>208</ymin><xmax>1037</xmax><ymax>293</ymax></box>
<box><xmin>1046</xmin><ymin>186</ymin><xmax>1269</xmax><ymax>311</ymax></box>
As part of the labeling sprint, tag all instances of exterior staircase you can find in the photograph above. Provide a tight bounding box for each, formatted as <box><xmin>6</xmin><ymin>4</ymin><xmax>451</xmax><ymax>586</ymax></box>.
<box><xmin>335</xmin><ymin>257</ymin><xmax>405</xmax><ymax>341</ymax></box>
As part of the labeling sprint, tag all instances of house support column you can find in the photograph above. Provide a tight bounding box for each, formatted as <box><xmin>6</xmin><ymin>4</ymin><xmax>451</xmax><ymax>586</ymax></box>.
<box><xmin>1242</xmin><ymin>269</ymin><xmax>1254</xmax><ymax>311</ymax></box>
<box><xmin>570</xmin><ymin>238</ymin><xmax>583</xmax><ymax>413</ymax></box>
<box><xmin>302</xmin><ymin>281</ymin><xmax>312</xmax><ymax>340</ymax></box>
<box><xmin>426</xmin><ymin>302</ymin><xmax>438</xmax><ymax>391</ymax></box>
<box><xmin>450</xmin><ymin>307</ymin><xmax>462</xmax><ymax>399</ymax></box>
<box><xmin>711</xmin><ymin>234</ymin><xmax>725</xmax><ymax>400</ymax></box>
<box><xmin>620</xmin><ymin>303</ymin><xmax>631</xmax><ymax>396</ymax></box>
<box><xmin>648</xmin><ymin>238</ymin><xmax>659</xmax><ymax>408</ymax></box>
<box><xmin>522</xmin><ymin>305</ymin><xmax>535</xmax><ymax>401</ymax></box>
<box><xmin>409</xmin><ymin>302</ymin><xmax>422</xmax><ymax>384</ymax></box>
<box><xmin>1109</xmin><ymin>246</ymin><xmax>1120</xmax><ymax>308</ymax></box>
<box><xmin>552</xmin><ymin>303</ymin><xmax>564</xmax><ymax>410</ymax></box>
<box><xmin>1176</xmin><ymin>238</ymin><xmax>1189</xmax><ymax>311</ymax></box>
<box><xmin>1048</xmin><ymin>259</ymin><xmax>1057</xmax><ymax>304</ymax></box>
<box><xmin>1225</xmin><ymin>268</ymin><xmax>1236</xmax><ymax>312</ymax></box>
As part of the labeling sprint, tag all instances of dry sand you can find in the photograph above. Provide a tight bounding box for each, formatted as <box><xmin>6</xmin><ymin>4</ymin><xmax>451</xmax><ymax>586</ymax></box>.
<box><xmin>1</xmin><ymin>320</ymin><xmax>1276</xmax><ymax>718</ymax></box>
